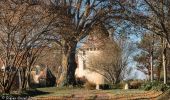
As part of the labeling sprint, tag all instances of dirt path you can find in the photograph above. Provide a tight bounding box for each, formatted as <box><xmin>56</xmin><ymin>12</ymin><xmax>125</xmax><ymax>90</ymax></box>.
<box><xmin>32</xmin><ymin>90</ymin><xmax>162</xmax><ymax>100</ymax></box>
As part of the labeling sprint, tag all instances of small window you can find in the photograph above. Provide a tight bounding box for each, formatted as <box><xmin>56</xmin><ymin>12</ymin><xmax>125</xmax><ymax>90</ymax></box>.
<box><xmin>83</xmin><ymin>60</ymin><xmax>86</xmax><ymax>69</ymax></box>
<box><xmin>32</xmin><ymin>0</ymin><xmax>38</xmax><ymax>4</ymax></box>
<box><xmin>83</xmin><ymin>51</ymin><xmax>86</xmax><ymax>55</ymax></box>
<box><xmin>36</xmin><ymin>68</ymin><xmax>40</xmax><ymax>75</ymax></box>
<box><xmin>90</xmin><ymin>48</ymin><xmax>92</xmax><ymax>51</ymax></box>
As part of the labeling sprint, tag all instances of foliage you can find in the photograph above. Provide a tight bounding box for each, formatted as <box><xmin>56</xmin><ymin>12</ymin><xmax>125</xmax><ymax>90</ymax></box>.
<box><xmin>84</xmin><ymin>82</ymin><xmax>96</xmax><ymax>90</ymax></box>
<box><xmin>76</xmin><ymin>77</ymin><xmax>88</xmax><ymax>87</ymax></box>
<box><xmin>100</xmin><ymin>84</ymin><xmax>113</xmax><ymax>90</ymax></box>
<box><xmin>140</xmin><ymin>81</ymin><xmax>170</xmax><ymax>92</ymax></box>
<box><xmin>134</xmin><ymin>33</ymin><xmax>162</xmax><ymax>80</ymax></box>
<box><xmin>129</xmin><ymin>80</ymin><xmax>143</xmax><ymax>89</ymax></box>
<box><xmin>112</xmin><ymin>83</ymin><xmax>125</xmax><ymax>89</ymax></box>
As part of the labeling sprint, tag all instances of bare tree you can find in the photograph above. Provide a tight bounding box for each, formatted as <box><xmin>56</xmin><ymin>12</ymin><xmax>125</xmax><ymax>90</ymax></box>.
<box><xmin>127</xmin><ymin>0</ymin><xmax>170</xmax><ymax>47</ymax></box>
<box><xmin>88</xmin><ymin>40</ymin><xmax>121</xmax><ymax>84</ymax></box>
<box><xmin>87</xmin><ymin>34</ymin><xmax>133</xmax><ymax>84</ymax></box>
<box><xmin>0</xmin><ymin>0</ymin><xmax>57</xmax><ymax>93</ymax></box>
<box><xmin>47</xmin><ymin>0</ymin><xmax>128</xmax><ymax>86</ymax></box>
<box><xmin>126</xmin><ymin>0</ymin><xmax>170</xmax><ymax>84</ymax></box>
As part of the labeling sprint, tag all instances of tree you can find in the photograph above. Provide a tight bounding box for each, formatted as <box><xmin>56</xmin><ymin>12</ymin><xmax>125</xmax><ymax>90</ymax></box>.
<box><xmin>0</xmin><ymin>0</ymin><xmax>56</xmax><ymax>93</ymax></box>
<box><xmin>161</xmin><ymin>37</ymin><xmax>167</xmax><ymax>84</ymax></box>
<box><xmin>47</xmin><ymin>0</ymin><xmax>128</xmax><ymax>86</ymax></box>
<box><xmin>134</xmin><ymin>33</ymin><xmax>161</xmax><ymax>81</ymax></box>
<box><xmin>124</xmin><ymin>0</ymin><xmax>170</xmax><ymax>84</ymax></box>
<box><xmin>88</xmin><ymin>40</ymin><xmax>123</xmax><ymax>84</ymax></box>
<box><xmin>35</xmin><ymin>43</ymin><xmax>62</xmax><ymax>82</ymax></box>
<box><xmin>134</xmin><ymin>52</ymin><xmax>151</xmax><ymax>80</ymax></box>
<box><xmin>87</xmin><ymin>30</ymin><xmax>133</xmax><ymax>84</ymax></box>
<box><xmin>127</xmin><ymin>0</ymin><xmax>170</xmax><ymax>48</ymax></box>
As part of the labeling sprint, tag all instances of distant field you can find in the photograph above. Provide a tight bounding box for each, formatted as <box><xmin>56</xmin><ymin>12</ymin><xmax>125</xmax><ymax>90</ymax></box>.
<box><xmin>27</xmin><ymin>87</ymin><xmax>163</xmax><ymax>100</ymax></box>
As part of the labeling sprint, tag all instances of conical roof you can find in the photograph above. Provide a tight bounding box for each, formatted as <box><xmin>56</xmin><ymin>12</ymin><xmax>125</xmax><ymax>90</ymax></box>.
<box><xmin>81</xmin><ymin>23</ymin><xmax>110</xmax><ymax>49</ymax></box>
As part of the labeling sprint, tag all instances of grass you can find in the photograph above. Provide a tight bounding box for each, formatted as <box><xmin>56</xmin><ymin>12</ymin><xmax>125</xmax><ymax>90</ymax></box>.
<box><xmin>31</xmin><ymin>87</ymin><xmax>162</xmax><ymax>99</ymax></box>
<box><xmin>0</xmin><ymin>87</ymin><xmax>163</xmax><ymax>100</ymax></box>
<box><xmin>35</xmin><ymin>87</ymin><xmax>114</xmax><ymax>97</ymax></box>
<box><xmin>156</xmin><ymin>89</ymin><xmax>170</xmax><ymax>100</ymax></box>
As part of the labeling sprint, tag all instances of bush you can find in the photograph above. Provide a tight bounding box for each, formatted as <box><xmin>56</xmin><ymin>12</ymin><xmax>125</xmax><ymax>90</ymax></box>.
<box><xmin>140</xmin><ymin>82</ymin><xmax>153</xmax><ymax>91</ymax></box>
<box><xmin>112</xmin><ymin>83</ymin><xmax>124</xmax><ymax>89</ymax></box>
<box><xmin>76</xmin><ymin>77</ymin><xmax>88</xmax><ymax>86</ymax></box>
<box><xmin>100</xmin><ymin>84</ymin><xmax>113</xmax><ymax>90</ymax></box>
<box><xmin>129</xmin><ymin>80</ymin><xmax>142</xmax><ymax>89</ymax></box>
<box><xmin>84</xmin><ymin>82</ymin><xmax>96</xmax><ymax>90</ymax></box>
<box><xmin>140</xmin><ymin>81</ymin><xmax>170</xmax><ymax>92</ymax></box>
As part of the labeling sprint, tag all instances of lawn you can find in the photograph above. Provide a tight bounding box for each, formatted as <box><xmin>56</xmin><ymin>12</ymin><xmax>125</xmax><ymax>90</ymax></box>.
<box><xmin>26</xmin><ymin>87</ymin><xmax>163</xmax><ymax>100</ymax></box>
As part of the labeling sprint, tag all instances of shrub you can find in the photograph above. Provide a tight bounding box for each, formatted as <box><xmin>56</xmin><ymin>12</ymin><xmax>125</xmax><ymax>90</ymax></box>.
<box><xmin>76</xmin><ymin>76</ymin><xmax>88</xmax><ymax>86</ymax></box>
<box><xmin>152</xmin><ymin>83</ymin><xmax>169</xmax><ymax>92</ymax></box>
<box><xmin>100</xmin><ymin>84</ymin><xmax>113</xmax><ymax>90</ymax></box>
<box><xmin>140</xmin><ymin>82</ymin><xmax>152</xmax><ymax>91</ymax></box>
<box><xmin>84</xmin><ymin>82</ymin><xmax>96</xmax><ymax>90</ymax></box>
<box><xmin>140</xmin><ymin>81</ymin><xmax>170</xmax><ymax>92</ymax></box>
<box><xmin>129</xmin><ymin>81</ymin><xmax>142</xmax><ymax>89</ymax></box>
<box><xmin>112</xmin><ymin>83</ymin><xmax>124</xmax><ymax>89</ymax></box>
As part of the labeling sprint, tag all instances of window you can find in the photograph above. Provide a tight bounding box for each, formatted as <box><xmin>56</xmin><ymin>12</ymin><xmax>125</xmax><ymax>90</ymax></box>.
<box><xmin>83</xmin><ymin>51</ymin><xmax>86</xmax><ymax>55</ymax></box>
<box><xmin>90</xmin><ymin>48</ymin><xmax>92</xmax><ymax>51</ymax></box>
<box><xmin>83</xmin><ymin>60</ymin><xmax>86</xmax><ymax>69</ymax></box>
<box><xmin>36</xmin><ymin>67</ymin><xmax>40</xmax><ymax>75</ymax></box>
<box><xmin>32</xmin><ymin>0</ymin><xmax>38</xmax><ymax>4</ymax></box>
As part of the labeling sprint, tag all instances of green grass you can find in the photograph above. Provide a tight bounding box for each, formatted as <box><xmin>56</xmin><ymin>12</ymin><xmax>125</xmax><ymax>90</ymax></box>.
<box><xmin>32</xmin><ymin>87</ymin><xmax>146</xmax><ymax>97</ymax></box>
<box><xmin>3</xmin><ymin>87</ymin><xmax>161</xmax><ymax>99</ymax></box>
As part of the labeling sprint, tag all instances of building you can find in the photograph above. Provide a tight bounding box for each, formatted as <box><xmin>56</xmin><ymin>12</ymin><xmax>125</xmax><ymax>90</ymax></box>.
<box><xmin>30</xmin><ymin>64</ymin><xmax>56</xmax><ymax>87</ymax></box>
<box><xmin>75</xmin><ymin>24</ymin><xmax>114</xmax><ymax>89</ymax></box>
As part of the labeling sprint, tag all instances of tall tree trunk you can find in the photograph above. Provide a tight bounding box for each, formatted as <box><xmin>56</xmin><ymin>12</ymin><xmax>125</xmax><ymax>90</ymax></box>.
<box><xmin>150</xmin><ymin>53</ymin><xmax>153</xmax><ymax>82</ymax></box>
<box><xmin>162</xmin><ymin>38</ymin><xmax>167</xmax><ymax>84</ymax></box>
<box><xmin>18</xmin><ymin>69</ymin><xmax>22</xmax><ymax>93</ymax></box>
<box><xmin>21</xmin><ymin>68</ymin><xmax>27</xmax><ymax>91</ymax></box>
<box><xmin>57</xmin><ymin>52</ymin><xmax>68</xmax><ymax>87</ymax></box>
<box><xmin>26</xmin><ymin>71</ymin><xmax>30</xmax><ymax>89</ymax></box>
<box><xmin>57</xmin><ymin>40</ymin><xmax>77</xmax><ymax>86</ymax></box>
<box><xmin>150</xmin><ymin>34</ymin><xmax>154</xmax><ymax>82</ymax></box>
<box><xmin>66</xmin><ymin>41</ymin><xmax>77</xmax><ymax>86</ymax></box>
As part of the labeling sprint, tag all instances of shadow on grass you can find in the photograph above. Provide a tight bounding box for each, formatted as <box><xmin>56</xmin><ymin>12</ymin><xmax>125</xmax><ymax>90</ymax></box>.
<box><xmin>21</xmin><ymin>89</ymin><xmax>51</xmax><ymax>97</ymax></box>
<box><xmin>156</xmin><ymin>89</ymin><xmax>170</xmax><ymax>100</ymax></box>
<box><xmin>0</xmin><ymin>89</ymin><xmax>51</xmax><ymax>100</ymax></box>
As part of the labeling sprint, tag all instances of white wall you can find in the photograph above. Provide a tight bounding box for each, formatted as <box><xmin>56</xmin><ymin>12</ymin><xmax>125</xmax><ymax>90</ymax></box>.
<box><xmin>76</xmin><ymin>49</ymin><xmax>106</xmax><ymax>85</ymax></box>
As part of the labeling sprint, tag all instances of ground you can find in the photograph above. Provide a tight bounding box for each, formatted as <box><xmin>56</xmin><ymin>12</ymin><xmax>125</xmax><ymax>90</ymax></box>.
<box><xmin>19</xmin><ymin>87</ymin><xmax>163</xmax><ymax>100</ymax></box>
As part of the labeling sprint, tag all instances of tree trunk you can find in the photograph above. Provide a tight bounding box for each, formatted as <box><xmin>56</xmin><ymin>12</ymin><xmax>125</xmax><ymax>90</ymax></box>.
<box><xmin>57</xmin><ymin>40</ymin><xmax>77</xmax><ymax>86</ymax></box>
<box><xmin>66</xmin><ymin>41</ymin><xmax>77</xmax><ymax>86</ymax></box>
<box><xmin>162</xmin><ymin>38</ymin><xmax>167</xmax><ymax>84</ymax></box>
<box><xmin>57</xmin><ymin>53</ymin><xmax>68</xmax><ymax>87</ymax></box>
<box><xmin>150</xmin><ymin>34</ymin><xmax>154</xmax><ymax>82</ymax></box>
<box><xmin>18</xmin><ymin>69</ymin><xmax>22</xmax><ymax>93</ymax></box>
<box><xmin>21</xmin><ymin>68</ymin><xmax>27</xmax><ymax>91</ymax></box>
<box><xmin>150</xmin><ymin>54</ymin><xmax>153</xmax><ymax>82</ymax></box>
<box><xmin>2</xmin><ymin>88</ymin><xmax>10</xmax><ymax>94</ymax></box>
<box><xmin>26</xmin><ymin>71</ymin><xmax>31</xmax><ymax>89</ymax></box>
